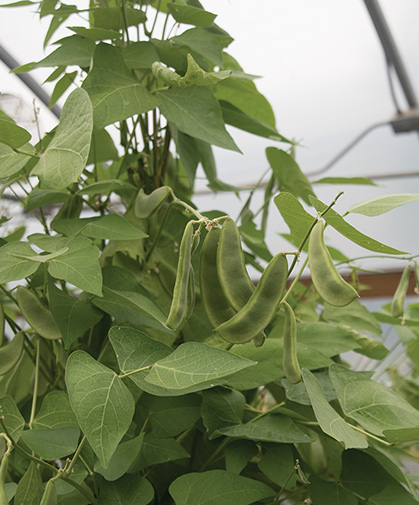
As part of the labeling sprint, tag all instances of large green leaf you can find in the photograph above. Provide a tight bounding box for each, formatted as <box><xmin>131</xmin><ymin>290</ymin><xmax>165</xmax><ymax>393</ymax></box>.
<box><xmin>31</xmin><ymin>88</ymin><xmax>93</xmax><ymax>189</ymax></box>
<box><xmin>0</xmin><ymin>116</ymin><xmax>31</xmax><ymax>148</ymax></box>
<box><xmin>225</xmin><ymin>440</ymin><xmax>258</xmax><ymax>475</ymax></box>
<box><xmin>145</xmin><ymin>342</ymin><xmax>256</xmax><ymax>391</ymax></box>
<box><xmin>310</xmin><ymin>196</ymin><xmax>406</xmax><ymax>255</ymax></box>
<box><xmin>99</xmin><ymin>475</ymin><xmax>154</xmax><ymax>505</ymax></box>
<box><xmin>94</xmin><ymin>434</ymin><xmax>144</xmax><ymax>481</ymax></box>
<box><xmin>368</xmin><ymin>482</ymin><xmax>419</xmax><ymax>505</ymax></box>
<box><xmin>0</xmin><ymin>142</ymin><xmax>34</xmax><ymax>178</ymax></box>
<box><xmin>26</xmin><ymin>188</ymin><xmax>70</xmax><ymax>211</ymax></box>
<box><xmin>52</xmin><ymin>214</ymin><xmax>148</xmax><ymax>240</ymax></box>
<box><xmin>274</xmin><ymin>192</ymin><xmax>314</xmax><ymax>245</ymax></box>
<box><xmin>340</xmin><ymin>450</ymin><xmax>387</xmax><ymax>498</ymax></box>
<box><xmin>14</xmin><ymin>462</ymin><xmax>43</xmax><ymax>505</ymax></box>
<box><xmin>330</xmin><ymin>364</ymin><xmax>419</xmax><ymax>443</ymax></box>
<box><xmin>220</xmin><ymin>100</ymin><xmax>287</xmax><ymax>142</ymax></box>
<box><xmin>214</xmin><ymin>78</ymin><xmax>276</xmax><ymax>128</ymax></box>
<box><xmin>297</xmin><ymin>322</ymin><xmax>360</xmax><ymax>356</ymax></box>
<box><xmin>171</xmin><ymin>27</ymin><xmax>223</xmax><ymax>66</ymax></box>
<box><xmin>109</xmin><ymin>326</ymin><xmax>189</xmax><ymax>397</ymax></box>
<box><xmin>90</xmin><ymin>7</ymin><xmax>146</xmax><ymax>30</ymax></box>
<box><xmin>309</xmin><ymin>476</ymin><xmax>357</xmax><ymax>505</ymax></box>
<box><xmin>122</xmin><ymin>41</ymin><xmax>160</xmax><ymax>70</ymax></box>
<box><xmin>201</xmin><ymin>388</ymin><xmax>246</xmax><ymax>436</ymax></box>
<box><xmin>218</xmin><ymin>414</ymin><xmax>313</xmax><ymax>443</ymax></box>
<box><xmin>167</xmin><ymin>4</ymin><xmax>217</xmax><ymax>27</ymax></box>
<box><xmin>226</xmin><ymin>339</ymin><xmax>331</xmax><ymax>391</ymax></box>
<box><xmin>83</xmin><ymin>43</ymin><xmax>158</xmax><ymax>129</ymax></box>
<box><xmin>0</xmin><ymin>395</ymin><xmax>25</xmax><ymax>441</ymax></box>
<box><xmin>302</xmin><ymin>369</ymin><xmax>368</xmax><ymax>449</ymax></box>
<box><xmin>20</xmin><ymin>426</ymin><xmax>80</xmax><ymax>460</ymax></box>
<box><xmin>267</xmin><ymin>148</ymin><xmax>314</xmax><ymax>204</ymax></box>
<box><xmin>169</xmin><ymin>470</ymin><xmax>275</xmax><ymax>505</ymax></box>
<box><xmin>33</xmin><ymin>390</ymin><xmax>78</xmax><ymax>429</ymax></box>
<box><xmin>157</xmin><ymin>86</ymin><xmax>240</xmax><ymax>152</ymax></box>
<box><xmin>0</xmin><ymin>241</ymin><xmax>39</xmax><ymax>284</ymax></box>
<box><xmin>322</xmin><ymin>301</ymin><xmax>382</xmax><ymax>336</ymax></box>
<box><xmin>48</xmin><ymin>237</ymin><xmax>102</xmax><ymax>296</ymax></box>
<box><xmin>142</xmin><ymin>394</ymin><xmax>201</xmax><ymax>438</ymax></box>
<box><xmin>68</xmin><ymin>26</ymin><xmax>122</xmax><ymax>41</ymax></box>
<box><xmin>35</xmin><ymin>36</ymin><xmax>95</xmax><ymax>68</ymax></box>
<box><xmin>258</xmin><ymin>445</ymin><xmax>297</xmax><ymax>489</ymax></box>
<box><xmin>136</xmin><ymin>434</ymin><xmax>190</xmax><ymax>469</ymax></box>
<box><xmin>347</xmin><ymin>193</ymin><xmax>419</xmax><ymax>216</ymax></box>
<box><xmin>0</xmin><ymin>332</ymin><xmax>24</xmax><ymax>375</ymax></box>
<box><xmin>48</xmin><ymin>279</ymin><xmax>103</xmax><ymax>348</ymax></box>
<box><xmin>65</xmin><ymin>350</ymin><xmax>135</xmax><ymax>468</ymax></box>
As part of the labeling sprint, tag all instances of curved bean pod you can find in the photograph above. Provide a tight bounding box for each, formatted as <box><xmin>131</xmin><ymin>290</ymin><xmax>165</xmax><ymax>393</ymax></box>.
<box><xmin>166</xmin><ymin>221</ymin><xmax>194</xmax><ymax>330</ymax></box>
<box><xmin>217</xmin><ymin>218</ymin><xmax>255</xmax><ymax>311</ymax></box>
<box><xmin>0</xmin><ymin>452</ymin><xmax>9</xmax><ymax>505</ymax></box>
<box><xmin>200</xmin><ymin>228</ymin><xmax>236</xmax><ymax>327</ymax></box>
<box><xmin>308</xmin><ymin>220</ymin><xmax>359</xmax><ymax>307</ymax></box>
<box><xmin>40</xmin><ymin>479</ymin><xmax>57</xmax><ymax>505</ymax></box>
<box><xmin>16</xmin><ymin>287</ymin><xmax>62</xmax><ymax>340</ymax></box>
<box><xmin>391</xmin><ymin>263</ymin><xmax>410</xmax><ymax>317</ymax></box>
<box><xmin>282</xmin><ymin>301</ymin><xmax>301</xmax><ymax>384</ymax></box>
<box><xmin>215</xmin><ymin>252</ymin><xmax>288</xmax><ymax>344</ymax></box>
<box><xmin>217</xmin><ymin>218</ymin><xmax>267</xmax><ymax>346</ymax></box>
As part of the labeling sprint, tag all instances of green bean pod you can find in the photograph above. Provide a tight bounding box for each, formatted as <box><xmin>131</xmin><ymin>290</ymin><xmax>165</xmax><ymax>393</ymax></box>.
<box><xmin>391</xmin><ymin>263</ymin><xmax>411</xmax><ymax>317</ymax></box>
<box><xmin>40</xmin><ymin>479</ymin><xmax>57</xmax><ymax>505</ymax></box>
<box><xmin>308</xmin><ymin>220</ymin><xmax>359</xmax><ymax>307</ymax></box>
<box><xmin>135</xmin><ymin>186</ymin><xmax>171</xmax><ymax>219</ymax></box>
<box><xmin>200</xmin><ymin>228</ymin><xmax>236</xmax><ymax>327</ymax></box>
<box><xmin>282</xmin><ymin>301</ymin><xmax>301</xmax><ymax>384</ymax></box>
<box><xmin>0</xmin><ymin>453</ymin><xmax>9</xmax><ymax>505</ymax></box>
<box><xmin>217</xmin><ymin>218</ymin><xmax>255</xmax><ymax>311</ymax></box>
<box><xmin>217</xmin><ymin>218</ymin><xmax>267</xmax><ymax>346</ymax></box>
<box><xmin>16</xmin><ymin>287</ymin><xmax>62</xmax><ymax>340</ymax></box>
<box><xmin>166</xmin><ymin>221</ymin><xmax>194</xmax><ymax>330</ymax></box>
<box><xmin>215</xmin><ymin>252</ymin><xmax>288</xmax><ymax>344</ymax></box>
<box><xmin>185</xmin><ymin>263</ymin><xmax>196</xmax><ymax>321</ymax></box>
<box><xmin>0</xmin><ymin>302</ymin><xmax>4</xmax><ymax>347</ymax></box>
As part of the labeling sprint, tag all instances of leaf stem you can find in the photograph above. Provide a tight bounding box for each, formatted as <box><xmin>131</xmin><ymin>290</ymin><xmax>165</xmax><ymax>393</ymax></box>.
<box><xmin>63</xmin><ymin>435</ymin><xmax>87</xmax><ymax>477</ymax></box>
<box><xmin>119</xmin><ymin>365</ymin><xmax>152</xmax><ymax>378</ymax></box>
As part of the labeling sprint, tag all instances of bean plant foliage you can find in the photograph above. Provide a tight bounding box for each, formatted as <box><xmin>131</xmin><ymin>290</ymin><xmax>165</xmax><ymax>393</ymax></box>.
<box><xmin>0</xmin><ymin>1</ymin><xmax>418</xmax><ymax>504</ymax></box>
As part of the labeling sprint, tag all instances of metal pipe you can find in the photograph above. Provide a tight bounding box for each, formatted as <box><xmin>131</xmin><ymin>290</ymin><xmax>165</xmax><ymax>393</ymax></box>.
<box><xmin>0</xmin><ymin>42</ymin><xmax>61</xmax><ymax>118</ymax></box>
<box><xmin>364</xmin><ymin>0</ymin><xmax>418</xmax><ymax>109</ymax></box>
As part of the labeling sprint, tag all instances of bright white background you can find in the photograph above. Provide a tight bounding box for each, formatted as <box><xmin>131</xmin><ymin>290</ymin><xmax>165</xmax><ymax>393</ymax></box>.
<box><xmin>1</xmin><ymin>0</ymin><xmax>419</xmax><ymax>269</ymax></box>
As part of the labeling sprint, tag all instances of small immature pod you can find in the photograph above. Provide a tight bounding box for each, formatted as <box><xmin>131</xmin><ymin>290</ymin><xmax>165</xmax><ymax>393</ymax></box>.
<box><xmin>308</xmin><ymin>220</ymin><xmax>359</xmax><ymax>307</ymax></box>
<box><xmin>166</xmin><ymin>221</ymin><xmax>194</xmax><ymax>330</ymax></box>
<box><xmin>200</xmin><ymin>228</ymin><xmax>236</xmax><ymax>327</ymax></box>
<box><xmin>16</xmin><ymin>287</ymin><xmax>62</xmax><ymax>340</ymax></box>
<box><xmin>282</xmin><ymin>301</ymin><xmax>302</xmax><ymax>384</ymax></box>
<box><xmin>215</xmin><ymin>253</ymin><xmax>288</xmax><ymax>344</ymax></box>
<box><xmin>391</xmin><ymin>263</ymin><xmax>411</xmax><ymax>318</ymax></box>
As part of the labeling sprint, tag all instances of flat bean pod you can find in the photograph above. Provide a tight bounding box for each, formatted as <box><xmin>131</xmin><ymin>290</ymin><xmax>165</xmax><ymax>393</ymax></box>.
<box><xmin>0</xmin><ymin>452</ymin><xmax>9</xmax><ymax>505</ymax></box>
<box><xmin>308</xmin><ymin>220</ymin><xmax>358</xmax><ymax>307</ymax></box>
<box><xmin>200</xmin><ymin>228</ymin><xmax>236</xmax><ymax>327</ymax></box>
<box><xmin>215</xmin><ymin>252</ymin><xmax>288</xmax><ymax>344</ymax></box>
<box><xmin>16</xmin><ymin>287</ymin><xmax>62</xmax><ymax>340</ymax></box>
<box><xmin>217</xmin><ymin>218</ymin><xmax>255</xmax><ymax>311</ymax></box>
<box><xmin>282</xmin><ymin>301</ymin><xmax>301</xmax><ymax>384</ymax></box>
<box><xmin>166</xmin><ymin>221</ymin><xmax>194</xmax><ymax>330</ymax></box>
<box><xmin>185</xmin><ymin>263</ymin><xmax>196</xmax><ymax>321</ymax></box>
<box><xmin>391</xmin><ymin>263</ymin><xmax>410</xmax><ymax>317</ymax></box>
